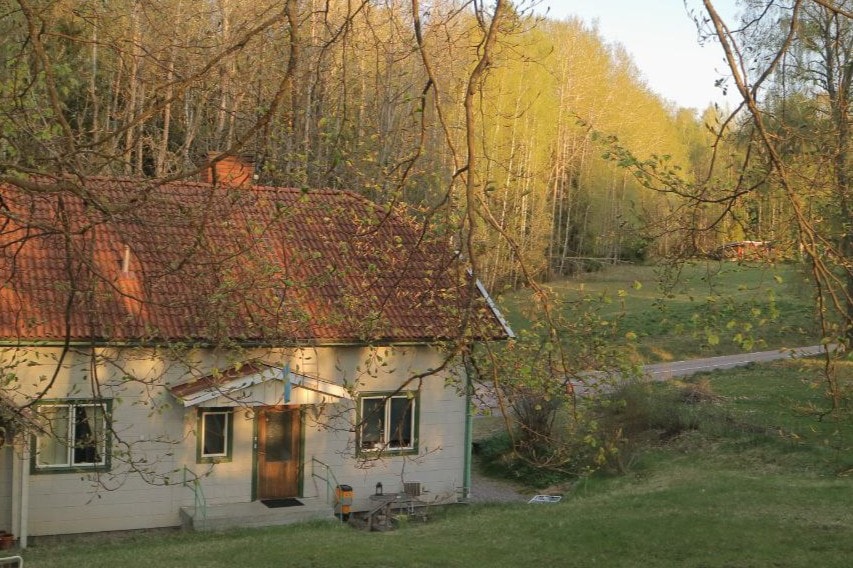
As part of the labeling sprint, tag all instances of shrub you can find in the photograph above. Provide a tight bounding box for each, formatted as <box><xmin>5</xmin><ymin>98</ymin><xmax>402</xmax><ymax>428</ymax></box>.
<box><xmin>585</xmin><ymin>378</ymin><xmax>734</xmax><ymax>473</ymax></box>
<box><xmin>476</xmin><ymin>428</ymin><xmax>594</xmax><ymax>489</ymax></box>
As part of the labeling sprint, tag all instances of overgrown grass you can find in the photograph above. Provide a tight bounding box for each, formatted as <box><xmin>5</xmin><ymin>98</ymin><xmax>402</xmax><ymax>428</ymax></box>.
<box><xmin>500</xmin><ymin>261</ymin><xmax>818</xmax><ymax>362</ymax></box>
<box><xmin>595</xmin><ymin>358</ymin><xmax>853</xmax><ymax>477</ymax></box>
<box><xmin>475</xmin><ymin>430</ymin><xmax>580</xmax><ymax>488</ymax></box>
<box><xmin>19</xmin><ymin>359</ymin><xmax>853</xmax><ymax>567</ymax></box>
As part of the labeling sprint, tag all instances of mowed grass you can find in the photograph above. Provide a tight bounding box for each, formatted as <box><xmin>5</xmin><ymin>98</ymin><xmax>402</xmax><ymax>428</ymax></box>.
<box><xmin>499</xmin><ymin>261</ymin><xmax>818</xmax><ymax>362</ymax></box>
<box><xmin>18</xmin><ymin>473</ymin><xmax>853</xmax><ymax>568</ymax></box>
<box><xmin>19</xmin><ymin>360</ymin><xmax>853</xmax><ymax>568</ymax></box>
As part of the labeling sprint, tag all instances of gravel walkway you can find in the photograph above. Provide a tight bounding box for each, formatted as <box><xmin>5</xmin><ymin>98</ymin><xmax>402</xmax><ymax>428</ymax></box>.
<box><xmin>467</xmin><ymin>468</ymin><xmax>529</xmax><ymax>503</ymax></box>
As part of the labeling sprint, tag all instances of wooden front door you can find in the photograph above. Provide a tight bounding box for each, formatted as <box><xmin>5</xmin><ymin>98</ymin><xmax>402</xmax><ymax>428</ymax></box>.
<box><xmin>257</xmin><ymin>407</ymin><xmax>301</xmax><ymax>499</ymax></box>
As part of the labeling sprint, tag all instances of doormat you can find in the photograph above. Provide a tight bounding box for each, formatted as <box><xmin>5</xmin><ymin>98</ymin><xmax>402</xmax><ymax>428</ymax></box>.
<box><xmin>261</xmin><ymin>498</ymin><xmax>304</xmax><ymax>508</ymax></box>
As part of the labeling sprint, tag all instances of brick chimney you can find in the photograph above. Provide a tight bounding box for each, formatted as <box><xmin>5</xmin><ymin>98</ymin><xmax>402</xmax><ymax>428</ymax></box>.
<box><xmin>116</xmin><ymin>244</ymin><xmax>145</xmax><ymax>318</ymax></box>
<box><xmin>202</xmin><ymin>152</ymin><xmax>255</xmax><ymax>188</ymax></box>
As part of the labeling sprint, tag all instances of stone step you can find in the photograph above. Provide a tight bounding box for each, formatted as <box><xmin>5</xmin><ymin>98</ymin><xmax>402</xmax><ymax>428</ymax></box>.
<box><xmin>181</xmin><ymin>498</ymin><xmax>339</xmax><ymax>532</ymax></box>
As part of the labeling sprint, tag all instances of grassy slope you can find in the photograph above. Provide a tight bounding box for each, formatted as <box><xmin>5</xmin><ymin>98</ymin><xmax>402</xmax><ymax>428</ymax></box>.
<box><xmin>501</xmin><ymin>261</ymin><xmax>818</xmax><ymax>363</ymax></box>
<box><xmin>18</xmin><ymin>474</ymin><xmax>853</xmax><ymax>568</ymax></box>
<box><xmin>19</xmin><ymin>474</ymin><xmax>852</xmax><ymax>568</ymax></box>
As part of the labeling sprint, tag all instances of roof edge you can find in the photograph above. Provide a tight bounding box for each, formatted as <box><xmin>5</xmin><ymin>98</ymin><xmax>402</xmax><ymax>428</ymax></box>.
<box><xmin>471</xmin><ymin>274</ymin><xmax>515</xmax><ymax>340</ymax></box>
<box><xmin>0</xmin><ymin>337</ymin><xmax>475</xmax><ymax>349</ymax></box>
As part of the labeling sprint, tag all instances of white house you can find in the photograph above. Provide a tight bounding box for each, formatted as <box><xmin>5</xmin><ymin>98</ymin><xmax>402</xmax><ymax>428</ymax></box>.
<box><xmin>0</xmin><ymin>158</ymin><xmax>511</xmax><ymax>545</ymax></box>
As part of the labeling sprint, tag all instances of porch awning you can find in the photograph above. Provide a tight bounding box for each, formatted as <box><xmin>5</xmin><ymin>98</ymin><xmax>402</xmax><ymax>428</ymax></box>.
<box><xmin>288</xmin><ymin>372</ymin><xmax>350</xmax><ymax>399</ymax></box>
<box><xmin>169</xmin><ymin>364</ymin><xmax>350</xmax><ymax>408</ymax></box>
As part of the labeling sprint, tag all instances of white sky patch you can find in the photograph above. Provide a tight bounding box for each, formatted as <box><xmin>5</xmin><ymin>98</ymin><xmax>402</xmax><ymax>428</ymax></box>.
<box><xmin>536</xmin><ymin>0</ymin><xmax>741</xmax><ymax>111</ymax></box>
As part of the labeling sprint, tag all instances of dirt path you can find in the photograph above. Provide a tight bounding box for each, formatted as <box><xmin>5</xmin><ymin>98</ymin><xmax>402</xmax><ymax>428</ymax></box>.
<box><xmin>640</xmin><ymin>344</ymin><xmax>825</xmax><ymax>382</ymax></box>
<box><xmin>468</xmin><ymin>468</ymin><xmax>529</xmax><ymax>503</ymax></box>
<box><xmin>477</xmin><ymin>345</ymin><xmax>828</xmax><ymax>410</ymax></box>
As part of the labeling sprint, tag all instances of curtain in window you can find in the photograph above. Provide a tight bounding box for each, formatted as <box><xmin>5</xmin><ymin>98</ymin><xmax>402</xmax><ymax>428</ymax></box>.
<box><xmin>361</xmin><ymin>398</ymin><xmax>384</xmax><ymax>449</ymax></box>
<box><xmin>388</xmin><ymin>397</ymin><xmax>413</xmax><ymax>448</ymax></box>
<box><xmin>39</xmin><ymin>406</ymin><xmax>70</xmax><ymax>466</ymax></box>
<box><xmin>73</xmin><ymin>406</ymin><xmax>102</xmax><ymax>464</ymax></box>
<box><xmin>203</xmin><ymin>412</ymin><xmax>228</xmax><ymax>456</ymax></box>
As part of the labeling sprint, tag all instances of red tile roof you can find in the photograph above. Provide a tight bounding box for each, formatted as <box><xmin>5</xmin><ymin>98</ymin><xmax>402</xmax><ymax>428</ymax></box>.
<box><xmin>0</xmin><ymin>177</ymin><xmax>508</xmax><ymax>344</ymax></box>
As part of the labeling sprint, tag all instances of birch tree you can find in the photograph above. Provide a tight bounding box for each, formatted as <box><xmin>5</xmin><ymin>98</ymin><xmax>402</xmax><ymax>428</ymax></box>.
<box><xmin>615</xmin><ymin>0</ymin><xmax>853</xmax><ymax>414</ymax></box>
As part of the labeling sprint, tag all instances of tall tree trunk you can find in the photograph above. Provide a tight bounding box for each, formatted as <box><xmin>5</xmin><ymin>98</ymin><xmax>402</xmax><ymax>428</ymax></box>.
<box><xmin>156</xmin><ymin>48</ymin><xmax>175</xmax><ymax>176</ymax></box>
<box><xmin>123</xmin><ymin>1</ymin><xmax>141</xmax><ymax>174</ymax></box>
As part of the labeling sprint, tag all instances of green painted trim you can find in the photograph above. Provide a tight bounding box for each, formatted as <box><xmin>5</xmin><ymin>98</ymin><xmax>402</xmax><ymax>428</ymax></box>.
<box><xmin>297</xmin><ymin>407</ymin><xmax>306</xmax><ymax>497</ymax></box>
<box><xmin>355</xmin><ymin>391</ymin><xmax>420</xmax><ymax>458</ymax></box>
<box><xmin>250</xmin><ymin>410</ymin><xmax>259</xmax><ymax>501</ymax></box>
<box><xmin>196</xmin><ymin>408</ymin><xmax>234</xmax><ymax>464</ymax></box>
<box><xmin>463</xmin><ymin>370</ymin><xmax>474</xmax><ymax>500</ymax></box>
<box><xmin>30</xmin><ymin>398</ymin><xmax>113</xmax><ymax>475</ymax></box>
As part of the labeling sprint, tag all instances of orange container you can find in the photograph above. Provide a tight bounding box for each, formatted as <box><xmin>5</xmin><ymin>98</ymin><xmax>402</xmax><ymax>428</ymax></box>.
<box><xmin>334</xmin><ymin>485</ymin><xmax>353</xmax><ymax>519</ymax></box>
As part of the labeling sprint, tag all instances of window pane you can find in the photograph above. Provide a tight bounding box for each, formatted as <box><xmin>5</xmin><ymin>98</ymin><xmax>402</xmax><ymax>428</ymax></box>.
<box><xmin>73</xmin><ymin>405</ymin><xmax>105</xmax><ymax>465</ymax></box>
<box><xmin>361</xmin><ymin>398</ymin><xmax>385</xmax><ymax>450</ymax></box>
<box><xmin>202</xmin><ymin>412</ymin><xmax>229</xmax><ymax>457</ymax></box>
<box><xmin>37</xmin><ymin>405</ymin><xmax>70</xmax><ymax>467</ymax></box>
<box><xmin>263</xmin><ymin>411</ymin><xmax>290</xmax><ymax>462</ymax></box>
<box><xmin>388</xmin><ymin>397</ymin><xmax>413</xmax><ymax>449</ymax></box>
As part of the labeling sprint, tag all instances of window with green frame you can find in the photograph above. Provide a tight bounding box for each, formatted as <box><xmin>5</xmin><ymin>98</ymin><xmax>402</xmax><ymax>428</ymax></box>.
<box><xmin>358</xmin><ymin>393</ymin><xmax>417</xmax><ymax>453</ymax></box>
<box><xmin>33</xmin><ymin>400</ymin><xmax>110</xmax><ymax>473</ymax></box>
<box><xmin>197</xmin><ymin>408</ymin><xmax>233</xmax><ymax>463</ymax></box>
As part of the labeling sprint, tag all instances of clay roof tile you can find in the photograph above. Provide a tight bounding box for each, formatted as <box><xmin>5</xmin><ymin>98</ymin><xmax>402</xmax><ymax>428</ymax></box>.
<box><xmin>0</xmin><ymin>177</ymin><xmax>509</xmax><ymax>344</ymax></box>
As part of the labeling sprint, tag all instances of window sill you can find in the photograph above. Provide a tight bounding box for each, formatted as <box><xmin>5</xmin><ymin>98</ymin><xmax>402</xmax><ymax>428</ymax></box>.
<box><xmin>357</xmin><ymin>447</ymin><xmax>418</xmax><ymax>458</ymax></box>
<box><xmin>32</xmin><ymin>465</ymin><xmax>110</xmax><ymax>475</ymax></box>
<box><xmin>197</xmin><ymin>457</ymin><xmax>232</xmax><ymax>464</ymax></box>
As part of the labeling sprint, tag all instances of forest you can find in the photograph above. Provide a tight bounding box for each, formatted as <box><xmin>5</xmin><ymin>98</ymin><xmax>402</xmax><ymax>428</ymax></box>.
<box><xmin>0</xmin><ymin>0</ymin><xmax>751</xmax><ymax>291</ymax></box>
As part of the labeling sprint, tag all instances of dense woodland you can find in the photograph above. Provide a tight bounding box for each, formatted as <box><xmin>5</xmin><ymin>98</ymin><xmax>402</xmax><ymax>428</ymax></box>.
<box><xmin>0</xmin><ymin>0</ymin><xmax>761</xmax><ymax>292</ymax></box>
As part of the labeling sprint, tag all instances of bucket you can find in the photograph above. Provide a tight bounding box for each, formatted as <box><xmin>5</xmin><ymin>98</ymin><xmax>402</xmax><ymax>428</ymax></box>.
<box><xmin>334</xmin><ymin>484</ymin><xmax>353</xmax><ymax>519</ymax></box>
<box><xmin>0</xmin><ymin>532</ymin><xmax>15</xmax><ymax>550</ymax></box>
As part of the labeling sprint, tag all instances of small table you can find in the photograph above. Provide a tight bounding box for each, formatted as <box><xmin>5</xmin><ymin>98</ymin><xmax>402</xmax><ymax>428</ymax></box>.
<box><xmin>365</xmin><ymin>492</ymin><xmax>425</xmax><ymax>530</ymax></box>
<box><xmin>368</xmin><ymin>492</ymin><xmax>416</xmax><ymax>511</ymax></box>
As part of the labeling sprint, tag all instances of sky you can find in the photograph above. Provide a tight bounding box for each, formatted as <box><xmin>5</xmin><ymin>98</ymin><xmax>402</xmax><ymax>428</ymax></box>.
<box><xmin>535</xmin><ymin>0</ymin><xmax>741</xmax><ymax>110</ymax></box>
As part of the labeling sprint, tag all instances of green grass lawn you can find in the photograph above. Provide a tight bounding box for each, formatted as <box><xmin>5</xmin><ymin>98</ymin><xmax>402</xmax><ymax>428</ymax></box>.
<box><xmin>16</xmin><ymin>472</ymin><xmax>853</xmax><ymax>568</ymax></box>
<box><xmin>499</xmin><ymin>261</ymin><xmax>819</xmax><ymax>363</ymax></box>
<box><xmin>18</xmin><ymin>359</ymin><xmax>853</xmax><ymax>568</ymax></box>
